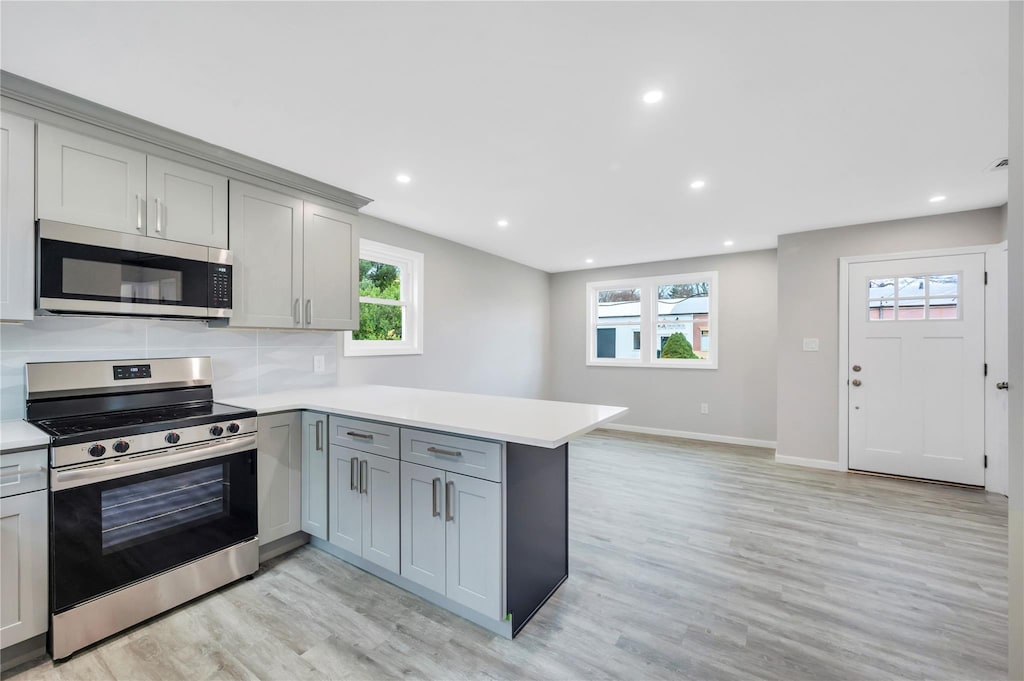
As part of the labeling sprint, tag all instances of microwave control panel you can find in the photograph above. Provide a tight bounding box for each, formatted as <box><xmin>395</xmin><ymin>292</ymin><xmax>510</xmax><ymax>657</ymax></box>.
<box><xmin>209</xmin><ymin>264</ymin><xmax>232</xmax><ymax>308</ymax></box>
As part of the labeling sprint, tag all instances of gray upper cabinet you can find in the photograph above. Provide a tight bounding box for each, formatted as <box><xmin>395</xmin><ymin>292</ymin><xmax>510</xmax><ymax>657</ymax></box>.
<box><xmin>230</xmin><ymin>181</ymin><xmax>359</xmax><ymax>331</ymax></box>
<box><xmin>229</xmin><ymin>181</ymin><xmax>304</xmax><ymax>328</ymax></box>
<box><xmin>1</xmin><ymin>112</ymin><xmax>36</xmax><ymax>321</ymax></box>
<box><xmin>37</xmin><ymin>124</ymin><xmax>147</xmax><ymax>234</ymax></box>
<box><xmin>146</xmin><ymin>156</ymin><xmax>227</xmax><ymax>248</ymax></box>
<box><xmin>302</xmin><ymin>202</ymin><xmax>358</xmax><ymax>330</ymax></box>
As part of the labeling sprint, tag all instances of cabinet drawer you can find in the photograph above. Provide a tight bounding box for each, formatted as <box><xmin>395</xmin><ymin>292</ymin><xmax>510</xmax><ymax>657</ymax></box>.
<box><xmin>400</xmin><ymin>429</ymin><xmax>502</xmax><ymax>483</ymax></box>
<box><xmin>0</xmin><ymin>449</ymin><xmax>48</xmax><ymax>498</ymax></box>
<box><xmin>328</xmin><ymin>416</ymin><xmax>400</xmax><ymax>459</ymax></box>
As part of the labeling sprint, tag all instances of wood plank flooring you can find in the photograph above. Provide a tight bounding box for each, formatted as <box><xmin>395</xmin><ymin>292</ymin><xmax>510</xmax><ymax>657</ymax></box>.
<box><xmin>3</xmin><ymin>431</ymin><xmax>1008</xmax><ymax>680</ymax></box>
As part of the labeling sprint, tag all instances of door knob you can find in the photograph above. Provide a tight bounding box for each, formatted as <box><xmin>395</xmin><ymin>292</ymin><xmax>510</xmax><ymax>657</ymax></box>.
<box><xmin>852</xmin><ymin>365</ymin><xmax>862</xmax><ymax>372</ymax></box>
<box><xmin>851</xmin><ymin>379</ymin><xmax>862</xmax><ymax>387</ymax></box>
<box><xmin>996</xmin><ymin>382</ymin><xmax>1009</xmax><ymax>390</ymax></box>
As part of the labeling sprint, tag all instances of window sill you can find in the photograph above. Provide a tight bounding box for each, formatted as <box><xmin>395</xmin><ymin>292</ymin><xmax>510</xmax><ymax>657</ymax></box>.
<box><xmin>344</xmin><ymin>344</ymin><xmax>422</xmax><ymax>357</ymax></box>
<box><xmin>586</xmin><ymin>359</ymin><xmax>718</xmax><ymax>370</ymax></box>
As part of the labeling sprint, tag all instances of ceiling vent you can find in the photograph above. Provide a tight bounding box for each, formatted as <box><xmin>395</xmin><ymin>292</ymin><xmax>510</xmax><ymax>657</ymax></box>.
<box><xmin>987</xmin><ymin>157</ymin><xmax>1009</xmax><ymax>171</ymax></box>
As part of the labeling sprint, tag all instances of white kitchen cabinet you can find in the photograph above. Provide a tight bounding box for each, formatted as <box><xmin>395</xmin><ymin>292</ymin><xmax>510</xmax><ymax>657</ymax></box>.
<box><xmin>0</xmin><ymin>448</ymin><xmax>49</xmax><ymax>649</ymax></box>
<box><xmin>399</xmin><ymin>462</ymin><xmax>502</xmax><ymax>620</ymax></box>
<box><xmin>0</xmin><ymin>112</ymin><xmax>35</xmax><ymax>321</ymax></box>
<box><xmin>257</xmin><ymin>411</ymin><xmax>303</xmax><ymax>546</ymax></box>
<box><xmin>229</xmin><ymin>181</ymin><xmax>359</xmax><ymax>331</ymax></box>
<box><xmin>37</xmin><ymin>124</ymin><xmax>148</xmax><ymax>234</ymax></box>
<box><xmin>301</xmin><ymin>412</ymin><xmax>328</xmax><ymax>541</ymax></box>
<box><xmin>328</xmin><ymin>445</ymin><xmax>400</xmax><ymax>573</ymax></box>
<box><xmin>146</xmin><ymin>156</ymin><xmax>227</xmax><ymax>248</ymax></box>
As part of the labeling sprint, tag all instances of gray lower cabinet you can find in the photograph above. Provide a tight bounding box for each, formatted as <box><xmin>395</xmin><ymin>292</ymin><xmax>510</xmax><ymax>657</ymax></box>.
<box><xmin>257</xmin><ymin>412</ymin><xmax>303</xmax><ymax>546</ymax></box>
<box><xmin>229</xmin><ymin>180</ymin><xmax>359</xmax><ymax>331</ymax></box>
<box><xmin>300</xmin><ymin>412</ymin><xmax>328</xmax><ymax>541</ymax></box>
<box><xmin>146</xmin><ymin>156</ymin><xmax>227</xmax><ymax>248</ymax></box>
<box><xmin>400</xmin><ymin>461</ymin><xmax>502</xmax><ymax>620</ymax></box>
<box><xmin>328</xmin><ymin>445</ymin><xmax>400</xmax><ymax>573</ymax></box>
<box><xmin>0</xmin><ymin>112</ymin><xmax>35</xmax><ymax>322</ymax></box>
<box><xmin>0</xmin><ymin>449</ymin><xmax>49</xmax><ymax>648</ymax></box>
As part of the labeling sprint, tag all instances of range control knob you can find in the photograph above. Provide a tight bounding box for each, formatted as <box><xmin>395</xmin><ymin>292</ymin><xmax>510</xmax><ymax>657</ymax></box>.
<box><xmin>165</xmin><ymin>432</ymin><xmax>181</xmax><ymax>445</ymax></box>
<box><xmin>112</xmin><ymin>440</ymin><xmax>130</xmax><ymax>454</ymax></box>
<box><xmin>88</xmin><ymin>444</ymin><xmax>106</xmax><ymax>458</ymax></box>
<box><xmin>227</xmin><ymin>422</ymin><xmax>240</xmax><ymax>434</ymax></box>
<box><xmin>209</xmin><ymin>425</ymin><xmax>224</xmax><ymax>437</ymax></box>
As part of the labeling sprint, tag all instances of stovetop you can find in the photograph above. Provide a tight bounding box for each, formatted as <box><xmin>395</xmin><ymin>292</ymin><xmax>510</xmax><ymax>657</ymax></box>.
<box><xmin>32</xmin><ymin>401</ymin><xmax>256</xmax><ymax>446</ymax></box>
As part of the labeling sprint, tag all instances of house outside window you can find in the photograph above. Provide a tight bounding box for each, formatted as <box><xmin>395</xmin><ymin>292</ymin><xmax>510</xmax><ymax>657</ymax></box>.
<box><xmin>586</xmin><ymin>271</ymin><xmax>718</xmax><ymax>369</ymax></box>
<box><xmin>343</xmin><ymin>240</ymin><xmax>424</xmax><ymax>356</ymax></box>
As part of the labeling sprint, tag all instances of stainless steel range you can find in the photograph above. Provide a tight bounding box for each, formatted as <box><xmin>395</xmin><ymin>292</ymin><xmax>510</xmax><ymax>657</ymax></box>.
<box><xmin>25</xmin><ymin>357</ymin><xmax>259</xmax><ymax>661</ymax></box>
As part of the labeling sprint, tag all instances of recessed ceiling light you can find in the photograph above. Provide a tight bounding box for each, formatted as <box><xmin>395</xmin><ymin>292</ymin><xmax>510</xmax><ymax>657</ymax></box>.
<box><xmin>585</xmin><ymin>258</ymin><xmax>594</xmax><ymax>264</ymax></box>
<box><xmin>690</xmin><ymin>179</ymin><xmax>706</xmax><ymax>190</ymax></box>
<box><xmin>395</xmin><ymin>174</ymin><xmax>412</xmax><ymax>184</ymax></box>
<box><xmin>723</xmin><ymin>240</ymin><xmax>735</xmax><ymax>247</ymax></box>
<box><xmin>497</xmin><ymin>219</ymin><xmax>509</xmax><ymax>228</ymax></box>
<box><xmin>642</xmin><ymin>90</ymin><xmax>664</xmax><ymax>104</ymax></box>
<box><xmin>929</xmin><ymin>195</ymin><xmax>946</xmax><ymax>203</ymax></box>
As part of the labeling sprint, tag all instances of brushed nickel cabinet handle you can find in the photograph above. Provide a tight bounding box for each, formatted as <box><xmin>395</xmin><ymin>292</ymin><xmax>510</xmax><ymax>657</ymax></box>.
<box><xmin>346</xmin><ymin>431</ymin><xmax>373</xmax><ymax>440</ymax></box>
<box><xmin>305</xmin><ymin>299</ymin><xmax>312</xmax><ymax>327</ymax></box>
<box><xmin>445</xmin><ymin>480</ymin><xmax>455</xmax><ymax>521</ymax></box>
<box><xmin>349</xmin><ymin>456</ymin><xmax>358</xmax><ymax>491</ymax></box>
<box><xmin>360</xmin><ymin>460</ymin><xmax>368</xmax><ymax>494</ymax></box>
<box><xmin>293</xmin><ymin>299</ymin><xmax>300</xmax><ymax>326</ymax></box>
<box><xmin>316</xmin><ymin>419</ymin><xmax>323</xmax><ymax>451</ymax></box>
<box><xmin>155</xmin><ymin>197</ymin><xmax>162</xmax><ymax>233</ymax></box>
<box><xmin>427</xmin><ymin>446</ymin><xmax>462</xmax><ymax>458</ymax></box>
<box><xmin>432</xmin><ymin>477</ymin><xmax>442</xmax><ymax>517</ymax></box>
<box><xmin>136</xmin><ymin>194</ymin><xmax>142</xmax><ymax>231</ymax></box>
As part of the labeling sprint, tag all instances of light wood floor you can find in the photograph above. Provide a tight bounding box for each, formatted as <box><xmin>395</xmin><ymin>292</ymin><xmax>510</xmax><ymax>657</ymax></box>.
<box><xmin>4</xmin><ymin>431</ymin><xmax>1008</xmax><ymax>681</ymax></box>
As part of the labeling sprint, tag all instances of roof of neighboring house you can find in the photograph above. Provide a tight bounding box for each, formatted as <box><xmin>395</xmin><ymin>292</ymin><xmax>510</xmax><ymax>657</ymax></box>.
<box><xmin>597</xmin><ymin>296</ymin><xmax>709</xmax><ymax>320</ymax></box>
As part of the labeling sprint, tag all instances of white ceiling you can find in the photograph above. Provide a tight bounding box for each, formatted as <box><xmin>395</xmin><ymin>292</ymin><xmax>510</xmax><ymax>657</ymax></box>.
<box><xmin>1</xmin><ymin>1</ymin><xmax>1009</xmax><ymax>273</ymax></box>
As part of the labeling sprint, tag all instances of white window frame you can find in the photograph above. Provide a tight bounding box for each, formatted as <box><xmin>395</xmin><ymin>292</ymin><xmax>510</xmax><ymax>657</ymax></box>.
<box><xmin>343</xmin><ymin>239</ymin><xmax>424</xmax><ymax>357</ymax></box>
<box><xmin>586</xmin><ymin>270</ymin><xmax>718</xmax><ymax>369</ymax></box>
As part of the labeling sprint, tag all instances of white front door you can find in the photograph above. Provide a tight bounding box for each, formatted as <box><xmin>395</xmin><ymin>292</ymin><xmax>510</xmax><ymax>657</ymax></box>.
<box><xmin>848</xmin><ymin>253</ymin><xmax>986</xmax><ymax>485</ymax></box>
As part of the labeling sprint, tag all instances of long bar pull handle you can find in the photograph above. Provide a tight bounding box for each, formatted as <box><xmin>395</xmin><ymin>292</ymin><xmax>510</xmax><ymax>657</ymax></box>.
<box><xmin>346</xmin><ymin>431</ymin><xmax>373</xmax><ymax>440</ymax></box>
<box><xmin>155</xmin><ymin>198</ymin><xmax>162</xmax><ymax>233</ymax></box>
<box><xmin>359</xmin><ymin>460</ymin><xmax>368</xmax><ymax>495</ymax></box>
<box><xmin>350</xmin><ymin>456</ymin><xmax>359</xmax><ymax>491</ymax></box>
<box><xmin>305</xmin><ymin>299</ymin><xmax>312</xmax><ymax>327</ymax></box>
<box><xmin>0</xmin><ymin>465</ymin><xmax>45</xmax><ymax>481</ymax></box>
<box><xmin>136</xmin><ymin>194</ymin><xmax>142</xmax><ymax>231</ymax></box>
<box><xmin>445</xmin><ymin>480</ymin><xmax>455</xmax><ymax>521</ymax></box>
<box><xmin>432</xmin><ymin>477</ymin><xmax>442</xmax><ymax>517</ymax></box>
<box><xmin>316</xmin><ymin>419</ymin><xmax>323</xmax><ymax>451</ymax></box>
<box><xmin>427</xmin><ymin>446</ymin><xmax>462</xmax><ymax>458</ymax></box>
<box><xmin>293</xmin><ymin>299</ymin><xmax>301</xmax><ymax>326</ymax></box>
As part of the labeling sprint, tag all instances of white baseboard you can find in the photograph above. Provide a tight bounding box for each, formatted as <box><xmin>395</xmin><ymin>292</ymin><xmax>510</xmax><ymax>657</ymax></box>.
<box><xmin>599</xmin><ymin>423</ymin><xmax>776</xmax><ymax>450</ymax></box>
<box><xmin>774</xmin><ymin>453</ymin><xmax>843</xmax><ymax>471</ymax></box>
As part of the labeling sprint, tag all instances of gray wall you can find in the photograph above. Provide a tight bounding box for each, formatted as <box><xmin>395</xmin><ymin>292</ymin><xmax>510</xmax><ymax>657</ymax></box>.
<box><xmin>1007</xmin><ymin>2</ymin><xmax>1023</xmax><ymax>677</ymax></box>
<box><xmin>547</xmin><ymin>249</ymin><xmax>778</xmax><ymax>444</ymax></box>
<box><xmin>776</xmin><ymin>207</ymin><xmax>1007</xmax><ymax>466</ymax></box>
<box><xmin>335</xmin><ymin>214</ymin><xmax>550</xmax><ymax>399</ymax></box>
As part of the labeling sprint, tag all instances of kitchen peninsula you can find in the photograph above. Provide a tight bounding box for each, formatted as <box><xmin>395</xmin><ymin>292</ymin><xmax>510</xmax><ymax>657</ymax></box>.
<box><xmin>223</xmin><ymin>385</ymin><xmax>627</xmax><ymax>638</ymax></box>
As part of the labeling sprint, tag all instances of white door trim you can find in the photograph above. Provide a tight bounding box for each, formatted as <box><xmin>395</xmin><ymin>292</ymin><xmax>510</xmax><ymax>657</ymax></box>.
<box><xmin>985</xmin><ymin>241</ymin><xmax>1009</xmax><ymax>494</ymax></box>
<box><xmin>838</xmin><ymin>244</ymin><xmax>996</xmax><ymax>475</ymax></box>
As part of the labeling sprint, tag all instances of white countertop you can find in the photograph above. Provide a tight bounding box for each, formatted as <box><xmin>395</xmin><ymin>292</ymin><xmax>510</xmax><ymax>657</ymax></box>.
<box><xmin>222</xmin><ymin>385</ymin><xmax>627</xmax><ymax>449</ymax></box>
<box><xmin>0</xmin><ymin>419</ymin><xmax>51</xmax><ymax>453</ymax></box>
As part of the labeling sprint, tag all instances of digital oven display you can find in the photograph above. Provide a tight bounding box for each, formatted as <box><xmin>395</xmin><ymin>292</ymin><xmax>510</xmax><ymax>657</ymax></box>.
<box><xmin>112</xmin><ymin>364</ymin><xmax>152</xmax><ymax>380</ymax></box>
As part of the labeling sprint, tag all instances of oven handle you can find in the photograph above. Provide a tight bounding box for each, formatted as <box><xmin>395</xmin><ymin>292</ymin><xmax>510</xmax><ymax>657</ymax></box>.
<box><xmin>51</xmin><ymin>434</ymin><xmax>257</xmax><ymax>492</ymax></box>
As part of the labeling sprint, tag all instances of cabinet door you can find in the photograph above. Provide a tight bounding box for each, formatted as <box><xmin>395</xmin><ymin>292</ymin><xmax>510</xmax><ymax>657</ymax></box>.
<box><xmin>37</xmin><ymin>124</ymin><xmax>147</xmax><ymax>234</ymax></box>
<box><xmin>0</xmin><ymin>490</ymin><xmax>48</xmax><ymax>647</ymax></box>
<box><xmin>400</xmin><ymin>462</ymin><xmax>446</xmax><ymax>594</ymax></box>
<box><xmin>361</xmin><ymin>452</ymin><xmax>400</xmax><ymax>573</ymax></box>
<box><xmin>147</xmin><ymin>156</ymin><xmax>227</xmax><ymax>248</ymax></box>
<box><xmin>301</xmin><ymin>412</ymin><xmax>328</xmax><ymax>541</ymax></box>
<box><xmin>445</xmin><ymin>472</ymin><xmax>502</xmax><ymax>620</ymax></box>
<box><xmin>257</xmin><ymin>411</ymin><xmax>303</xmax><ymax>546</ymax></box>
<box><xmin>302</xmin><ymin>202</ymin><xmax>358</xmax><ymax>330</ymax></box>
<box><xmin>0</xmin><ymin>112</ymin><xmax>35</xmax><ymax>321</ymax></box>
<box><xmin>328</xmin><ymin>445</ymin><xmax>363</xmax><ymax>554</ymax></box>
<box><xmin>228</xmin><ymin>181</ymin><xmax>303</xmax><ymax>328</ymax></box>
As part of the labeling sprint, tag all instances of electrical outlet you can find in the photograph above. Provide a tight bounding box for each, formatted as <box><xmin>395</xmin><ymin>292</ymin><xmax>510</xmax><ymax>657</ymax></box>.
<box><xmin>313</xmin><ymin>355</ymin><xmax>326</xmax><ymax>374</ymax></box>
<box><xmin>700</xmin><ymin>402</ymin><xmax>709</xmax><ymax>415</ymax></box>
<box><xmin>803</xmin><ymin>338</ymin><xmax>820</xmax><ymax>352</ymax></box>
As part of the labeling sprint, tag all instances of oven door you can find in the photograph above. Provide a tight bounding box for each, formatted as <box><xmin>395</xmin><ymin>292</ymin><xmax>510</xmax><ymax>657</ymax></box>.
<box><xmin>37</xmin><ymin>220</ymin><xmax>224</xmax><ymax>318</ymax></box>
<box><xmin>50</xmin><ymin>437</ymin><xmax>257</xmax><ymax>613</ymax></box>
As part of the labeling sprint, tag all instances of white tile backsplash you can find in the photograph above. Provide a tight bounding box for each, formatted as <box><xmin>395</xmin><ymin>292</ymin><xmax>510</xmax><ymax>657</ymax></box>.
<box><xmin>0</xmin><ymin>316</ymin><xmax>339</xmax><ymax>419</ymax></box>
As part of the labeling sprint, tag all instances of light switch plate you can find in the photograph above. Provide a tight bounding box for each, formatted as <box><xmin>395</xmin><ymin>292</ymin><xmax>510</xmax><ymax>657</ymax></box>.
<box><xmin>313</xmin><ymin>355</ymin><xmax>326</xmax><ymax>374</ymax></box>
<box><xmin>802</xmin><ymin>338</ymin><xmax>820</xmax><ymax>352</ymax></box>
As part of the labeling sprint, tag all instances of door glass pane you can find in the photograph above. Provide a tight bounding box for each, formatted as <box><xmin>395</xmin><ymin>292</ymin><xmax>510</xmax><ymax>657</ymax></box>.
<box><xmin>896</xmin><ymin>298</ymin><xmax>926</xmax><ymax>320</ymax></box>
<box><xmin>927</xmin><ymin>274</ymin><xmax>959</xmax><ymax>319</ymax></box>
<box><xmin>359</xmin><ymin>259</ymin><xmax>401</xmax><ymax>300</ymax></box>
<box><xmin>898</xmin><ymin>276</ymin><xmax>926</xmax><ymax>297</ymax></box>
<box><xmin>596</xmin><ymin>288</ymin><xmax>641</xmax><ymax>320</ymax></box>
<box><xmin>868</xmin><ymin>278</ymin><xmax>894</xmax><ymax>320</ymax></box>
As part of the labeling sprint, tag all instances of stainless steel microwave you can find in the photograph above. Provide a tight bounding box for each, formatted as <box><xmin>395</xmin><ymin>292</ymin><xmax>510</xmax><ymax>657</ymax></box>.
<box><xmin>37</xmin><ymin>221</ymin><xmax>232</xmax><ymax>320</ymax></box>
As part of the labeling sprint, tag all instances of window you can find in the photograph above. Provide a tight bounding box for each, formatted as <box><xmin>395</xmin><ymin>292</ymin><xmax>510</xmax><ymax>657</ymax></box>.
<box><xmin>343</xmin><ymin>240</ymin><xmax>423</xmax><ymax>356</ymax></box>
<box><xmin>867</xmin><ymin>273</ymin><xmax>959</xmax><ymax>321</ymax></box>
<box><xmin>586</xmin><ymin>271</ymin><xmax>718</xmax><ymax>369</ymax></box>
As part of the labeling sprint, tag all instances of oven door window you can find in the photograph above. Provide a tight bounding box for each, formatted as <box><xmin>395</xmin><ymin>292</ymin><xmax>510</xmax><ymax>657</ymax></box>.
<box><xmin>51</xmin><ymin>450</ymin><xmax>257</xmax><ymax>613</ymax></box>
<box><xmin>38</xmin><ymin>238</ymin><xmax>209</xmax><ymax>307</ymax></box>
